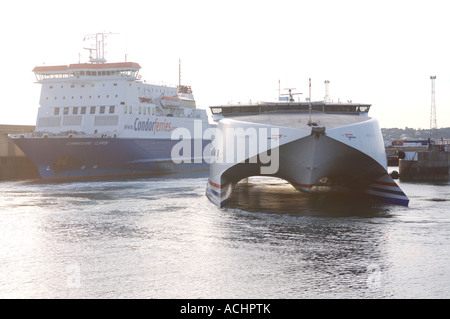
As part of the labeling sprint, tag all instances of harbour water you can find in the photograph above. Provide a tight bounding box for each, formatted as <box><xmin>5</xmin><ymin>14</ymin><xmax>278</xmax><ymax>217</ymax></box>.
<box><xmin>0</xmin><ymin>168</ymin><xmax>449</xmax><ymax>299</ymax></box>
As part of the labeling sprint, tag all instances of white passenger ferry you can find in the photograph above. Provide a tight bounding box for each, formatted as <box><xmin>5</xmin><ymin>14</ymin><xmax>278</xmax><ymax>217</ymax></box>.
<box><xmin>206</xmin><ymin>87</ymin><xmax>409</xmax><ymax>207</ymax></box>
<box><xmin>10</xmin><ymin>34</ymin><xmax>211</xmax><ymax>179</ymax></box>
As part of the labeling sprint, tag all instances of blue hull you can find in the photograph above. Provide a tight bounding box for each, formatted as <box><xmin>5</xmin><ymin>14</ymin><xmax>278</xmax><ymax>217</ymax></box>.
<box><xmin>12</xmin><ymin>137</ymin><xmax>210</xmax><ymax>179</ymax></box>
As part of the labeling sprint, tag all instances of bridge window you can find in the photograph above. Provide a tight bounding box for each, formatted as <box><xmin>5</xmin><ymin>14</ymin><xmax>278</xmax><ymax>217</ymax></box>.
<box><xmin>54</xmin><ymin>107</ymin><xmax>60</xmax><ymax>115</ymax></box>
<box><xmin>63</xmin><ymin>107</ymin><xmax>69</xmax><ymax>115</ymax></box>
<box><xmin>90</xmin><ymin>106</ymin><xmax>96</xmax><ymax>114</ymax></box>
<box><xmin>211</xmin><ymin>107</ymin><xmax>222</xmax><ymax>114</ymax></box>
<box><xmin>100</xmin><ymin>106</ymin><xmax>105</xmax><ymax>114</ymax></box>
<box><xmin>109</xmin><ymin>106</ymin><xmax>115</xmax><ymax>114</ymax></box>
<box><xmin>81</xmin><ymin>107</ymin><xmax>86</xmax><ymax>114</ymax></box>
<box><xmin>73</xmin><ymin>107</ymin><xmax>78</xmax><ymax>115</ymax></box>
<box><xmin>359</xmin><ymin>106</ymin><xmax>370</xmax><ymax>112</ymax></box>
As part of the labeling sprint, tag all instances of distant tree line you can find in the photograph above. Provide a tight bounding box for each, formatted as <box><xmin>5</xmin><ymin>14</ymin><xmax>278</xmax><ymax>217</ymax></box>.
<box><xmin>382</xmin><ymin>127</ymin><xmax>450</xmax><ymax>142</ymax></box>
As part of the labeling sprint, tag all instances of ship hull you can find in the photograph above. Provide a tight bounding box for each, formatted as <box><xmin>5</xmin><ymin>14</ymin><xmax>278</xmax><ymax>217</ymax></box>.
<box><xmin>206</xmin><ymin>115</ymin><xmax>409</xmax><ymax>207</ymax></box>
<box><xmin>12</xmin><ymin>137</ymin><xmax>209</xmax><ymax>179</ymax></box>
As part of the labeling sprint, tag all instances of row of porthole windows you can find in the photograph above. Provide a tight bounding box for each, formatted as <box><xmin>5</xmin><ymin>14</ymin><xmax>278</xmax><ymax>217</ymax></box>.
<box><xmin>124</xmin><ymin>105</ymin><xmax>155</xmax><ymax>116</ymax></box>
<box><xmin>49</xmin><ymin>83</ymin><xmax>119</xmax><ymax>89</ymax></box>
<box><xmin>46</xmin><ymin>94</ymin><xmax>119</xmax><ymax>100</ymax></box>
<box><xmin>138</xmin><ymin>88</ymin><xmax>178</xmax><ymax>95</ymax></box>
<box><xmin>48</xmin><ymin>83</ymin><xmax>177</xmax><ymax>95</ymax></box>
<box><xmin>54</xmin><ymin>105</ymin><xmax>116</xmax><ymax>116</ymax></box>
<box><xmin>52</xmin><ymin>105</ymin><xmax>155</xmax><ymax>116</ymax></box>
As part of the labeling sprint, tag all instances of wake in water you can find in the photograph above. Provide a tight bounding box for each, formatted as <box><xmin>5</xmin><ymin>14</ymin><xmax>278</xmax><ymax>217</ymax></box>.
<box><xmin>227</xmin><ymin>177</ymin><xmax>393</xmax><ymax>217</ymax></box>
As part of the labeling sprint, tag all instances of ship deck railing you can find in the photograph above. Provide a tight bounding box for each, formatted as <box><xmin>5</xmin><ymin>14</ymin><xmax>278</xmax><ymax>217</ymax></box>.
<box><xmin>210</xmin><ymin>101</ymin><xmax>371</xmax><ymax>116</ymax></box>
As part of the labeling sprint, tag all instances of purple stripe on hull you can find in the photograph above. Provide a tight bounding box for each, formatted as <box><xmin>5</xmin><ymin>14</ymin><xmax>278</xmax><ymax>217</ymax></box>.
<box><xmin>12</xmin><ymin>137</ymin><xmax>210</xmax><ymax>179</ymax></box>
<box><xmin>365</xmin><ymin>176</ymin><xmax>409</xmax><ymax>206</ymax></box>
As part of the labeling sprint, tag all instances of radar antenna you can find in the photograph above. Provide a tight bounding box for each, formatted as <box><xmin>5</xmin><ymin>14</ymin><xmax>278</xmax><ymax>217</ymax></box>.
<box><xmin>83</xmin><ymin>32</ymin><xmax>118</xmax><ymax>63</ymax></box>
<box><xmin>280</xmin><ymin>88</ymin><xmax>302</xmax><ymax>102</ymax></box>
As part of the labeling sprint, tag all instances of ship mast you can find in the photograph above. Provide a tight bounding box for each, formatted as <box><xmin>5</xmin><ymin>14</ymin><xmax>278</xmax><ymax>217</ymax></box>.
<box><xmin>177</xmin><ymin>59</ymin><xmax>192</xmax><ymax>94</ymax></box>
<box><xmin>179</xmin><ymin>58</ymin><xmax>182</xmax><ymax>88</ymax></box>
<box><xmin>83</xmin><ymin>32</ymin><xmax>117</xmax><ymax>63</ymax></box>
<box><xmin>308</xmin><ymin>78</ymin><xmax>313</xmax><ymax>126</ymax></box>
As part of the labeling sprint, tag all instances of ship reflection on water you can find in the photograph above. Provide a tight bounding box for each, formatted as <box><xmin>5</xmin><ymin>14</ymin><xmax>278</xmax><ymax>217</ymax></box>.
<box><xmin>227</xmin><ymin>177</ymin><xmax>392</xmax><ymax>217</ymax></box>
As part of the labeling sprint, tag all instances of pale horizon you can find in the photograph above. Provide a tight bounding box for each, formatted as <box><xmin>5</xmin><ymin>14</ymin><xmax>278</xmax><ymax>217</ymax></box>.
<box><xmin>1</xmin><ymin>0</ymin><xmax>449</xmax><ymax>129</ymax></box>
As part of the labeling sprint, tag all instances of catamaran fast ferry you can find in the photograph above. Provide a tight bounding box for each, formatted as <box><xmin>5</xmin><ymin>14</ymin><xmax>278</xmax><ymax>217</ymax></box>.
<box><xmin>206</xmin><ymin>92</ymin><xmax>409</xmax><ymax>207</ymax></box>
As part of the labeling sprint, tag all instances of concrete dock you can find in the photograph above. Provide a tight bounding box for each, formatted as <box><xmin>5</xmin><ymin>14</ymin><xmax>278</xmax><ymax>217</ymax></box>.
<box><xmin>0</xmin><ymin>125</ymin><xmax>40</xmax><ymax>180</ymax></box>
<box><xmin>399</xmin><ymin>141</ymin><xmax>450</xmax><ymax>182</ymax></box>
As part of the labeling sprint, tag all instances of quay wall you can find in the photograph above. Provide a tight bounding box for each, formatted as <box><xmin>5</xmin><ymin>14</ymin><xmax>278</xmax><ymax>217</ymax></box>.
<box><xmin>0</xmin><ymin>125</ymin><xmax>40</xmax><ymax>180</ymax></box>
<box><xmin>399</xmin><ymin>145</ymin><xmax>449</xmax><ymax>181</ymax></box>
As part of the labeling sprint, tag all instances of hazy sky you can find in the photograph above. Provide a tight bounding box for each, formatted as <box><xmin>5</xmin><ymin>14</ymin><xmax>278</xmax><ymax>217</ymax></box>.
<box><xmin>1</xmin><ymin>0</ymin><xmax>449</xmax><ymax>129</ymax></box>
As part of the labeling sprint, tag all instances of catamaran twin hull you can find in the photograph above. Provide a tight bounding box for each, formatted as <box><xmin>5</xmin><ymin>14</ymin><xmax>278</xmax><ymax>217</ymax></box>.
<box><xmin>206</xmin><ymin>108</ymin><xmax>409</xmax><ymax>207</ymax></box>
<box><xmin>13</xmin><ymin>137</ymin><xmax>210</xmax><ymax>179</ymax></box>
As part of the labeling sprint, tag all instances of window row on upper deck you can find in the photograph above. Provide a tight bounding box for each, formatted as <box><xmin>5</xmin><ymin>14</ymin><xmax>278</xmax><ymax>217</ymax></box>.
<box><xmin>35</xmin><ymin>69</ymin><xmax>138</xmax><ymax>81</ymax></box>
<box><xmin>51</xmin><ymin>105</ymin><xmax>156</xmax><ymax>116</ymax></box>
<box><xmin>73</xmin><ymin>69</ymin><xmax>138</xmax><ymax>77</ymax></box>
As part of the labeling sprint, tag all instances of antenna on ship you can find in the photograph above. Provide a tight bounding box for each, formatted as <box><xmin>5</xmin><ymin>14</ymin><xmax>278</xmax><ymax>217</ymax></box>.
<box><xmin>308</xmin><ymin>78</ymin><xmax>313</xmax><ymax>125</ymax></box>
<box><xmin>278</xmin><ymin>80</ymin><xmax>281</xmax><ymax>98</ymax></box>
<box><xmin>177</xmin><ymin>59</ymin><xmax>192</xmax><ymax>95</ymax></box>
<box><xmin>179</xmin><ymin>58</ymin><xmax>182</xmax><ymax>88</ymax></box>
<box><xmin>279</xmin><ymin>86</ymin><xmax>302</xmax><ymax>102</ymax></box>
<box><xmin>83</xmin><ymin>32</ymin><xmax>118</xmax><ymax>63</ymax></box>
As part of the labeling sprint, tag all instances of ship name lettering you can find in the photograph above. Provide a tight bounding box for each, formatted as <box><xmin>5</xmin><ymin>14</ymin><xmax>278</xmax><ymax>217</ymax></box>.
<box><xmin>94</xmin><ymin>141</ymin><xmax>108</xmax><ymax>146</ymax></box>
<box><xmin>66</xmin><ymin>141</ymin><xmax>92</xmax><ymax>146</ymax></box>
<box><xmin>133</xmin><ymin>117</ymin><xmax>173</xmax><ymax>134</ymax></box>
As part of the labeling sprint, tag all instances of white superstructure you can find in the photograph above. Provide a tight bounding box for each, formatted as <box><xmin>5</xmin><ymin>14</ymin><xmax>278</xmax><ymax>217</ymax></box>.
<box><xmin>9</xmin><ymin>34</ymin><xmax>211</xmax><ymax>179</ymax></box>
<box><xmin>31</xmin><ymin>62</ymin><xmax>207</xmax><ymax>139</ymax></box>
